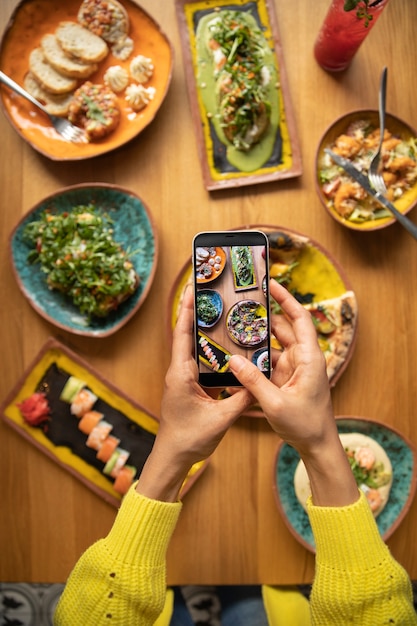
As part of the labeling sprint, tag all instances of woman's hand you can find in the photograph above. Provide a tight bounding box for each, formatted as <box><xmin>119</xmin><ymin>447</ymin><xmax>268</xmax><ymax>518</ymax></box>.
<box><xmin>229</xmin><ymin>280</ymin><xmax>359</xmax><ymax>507</ymax></box>
<box><xmin>229</xmin><ymin>280</ymin><xmax>335</xmax><ymax>454</ymax></box>
<box><xmin>136</xmin><ymin>285</ymin><xmax>253</xmax><ymax>502</ymax></box>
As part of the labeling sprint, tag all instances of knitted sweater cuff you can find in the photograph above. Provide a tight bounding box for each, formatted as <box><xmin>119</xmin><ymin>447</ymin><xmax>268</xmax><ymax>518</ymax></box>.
<box><xmin>307</xmin><ymin>490</ymin><xmax>390</xmax><ymax>569</ymax></box>
<box><xmin>104</xmin><ymin>483</ymin><xmax>182</xmax><ymax>567</ymax></box>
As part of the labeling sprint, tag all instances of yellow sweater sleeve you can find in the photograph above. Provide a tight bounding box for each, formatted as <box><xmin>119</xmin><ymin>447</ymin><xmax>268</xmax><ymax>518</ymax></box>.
<box><xmin>54</xmin><ymin>484</ymin><xmax>182</xmax><ymax>626</ymax></box>
<box><xmin>307</xmin><ymin>490</ymin><xmax>417</xmax><ymax>625</ymax></box>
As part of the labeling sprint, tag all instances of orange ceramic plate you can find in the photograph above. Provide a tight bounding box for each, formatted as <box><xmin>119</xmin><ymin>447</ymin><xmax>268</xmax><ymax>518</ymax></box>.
<box><xmin>0</xmin><ymin>0</ymin><xmax>173</xmax><ymax>160</ymax></box>
<box><xmin>196</xmin><ymin>246</ymin><xmax>226</xmax><ymax>284</ymax></box>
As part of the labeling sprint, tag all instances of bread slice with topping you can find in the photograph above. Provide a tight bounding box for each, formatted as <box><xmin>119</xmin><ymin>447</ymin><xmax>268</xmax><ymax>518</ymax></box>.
<box><xmin>77</xmin><ymin>0</ymin><xmax>129</xmax><ymax>44</ymax></box>
<box><xmin>29</xmin><ymin>48</ymin><xmax>78</xmax><ymax>94</ymax></box>
<box><xmin>55</xmin><ymin>21</ymin><xmax>109</xmax><ymax>64</ymax></box>
<box><xmin>77</xmin><ymin>0</ymin><xmax>132</xmax><ymax>60</ymax></box>
<box><xmin>23</xmin><ymin>72</ymin><xmax>74</xmax><ymax>116</ymax></box>
<box><xmin>41</xmin><ymin>33</ymin><xmax>98</xmax><ymax>79</ymax></box>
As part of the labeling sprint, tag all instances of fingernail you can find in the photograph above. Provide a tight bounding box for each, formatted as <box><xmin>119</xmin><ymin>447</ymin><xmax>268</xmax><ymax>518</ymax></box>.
<box><xmin>229</xmin><ymin>354</ymin><xmax>245</xmax><ymax>372</ymax></box>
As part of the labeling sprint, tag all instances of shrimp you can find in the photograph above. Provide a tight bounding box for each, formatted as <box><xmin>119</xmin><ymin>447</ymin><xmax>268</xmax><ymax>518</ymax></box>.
<box><xmin>382</xmin><ymin>171</ymin><xmax>398</xmax><ymax>200</ymax></box>
<box><xmin>382</xmin><ymin>170</ymin><xmax>398</xmax><ymax>187</ymax></box>
<box><xmin>333</xmin><ymin>134</ymin><xmax>362</xmax><ymax>158</ymax></box>
<box><xmin>386</xmin><ymin>156</ymin><xmax>417</xmax><ymax>173</ymax></box>
<box><xmin>364</xmin><ymin>488</ymin><xmax>382</xmax><ymax>513</ymax></box>
<box><xmin>382</xmin><ymin>136</ymin><xmax>402</xmax><ymax>152</ymax></box>
<box><xmin>333</xmin><ymin>182</ymin><xmax>367</xmax><ymax>217</ymax></box>
<box><xmin>354</xmin><ymin>446</ymin><xmax>376</xmax><ymax>470</ymax></box>
<box><xmin>364</xmin><ymin>129</ymin><xmax>381</xmax><ymax>150</ymax></box>
<box><xmin>364</xmin><ymin>128</ymin><xmax>391</xmax><ymax>151</ymax></box>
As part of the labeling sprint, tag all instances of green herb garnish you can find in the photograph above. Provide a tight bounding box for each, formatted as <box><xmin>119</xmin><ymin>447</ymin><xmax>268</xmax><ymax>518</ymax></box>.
<box><xmin>197</xmin><ymin>293</ymin><xmax>219</xmax><ymax>325</ymax></box>
<box><xmin>344</xmin><ymin>0</ymin><xmax>384</xmax><ymax>27</ymax></box>
<box><xmin>209</xmin><ymin>10</ymin><xmax>271</xmax><ymax>150</ymax></box>
<box><xmin>24</xmin><ymin>205</ymin><xmax>139</xmax><ymax>319</ymax></box>
<box><xmin>82</xmin><ymin>95</ymin><xmax>107</xmax><ymax>123</ymax></box>
<box><xmin>345</xmin><ymin>448</ymin><xmax>391</xmax><ymax>488</ymax></box>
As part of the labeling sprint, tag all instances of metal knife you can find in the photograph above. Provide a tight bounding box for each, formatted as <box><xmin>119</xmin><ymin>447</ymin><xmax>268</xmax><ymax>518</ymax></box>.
<box><xmin>324</xmin><ymin>148</ymin><xmax>417</xmax><ymax>240</ymax></box>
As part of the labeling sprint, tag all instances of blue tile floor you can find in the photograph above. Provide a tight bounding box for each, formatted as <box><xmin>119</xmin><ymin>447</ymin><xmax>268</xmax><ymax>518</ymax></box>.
<box><xmin>0</xmin><ymin>583</ymin><xmax>64</xmax><ymax>626</ymax></box>
<box><xmin>1</xmin><ymin>582</ymin><xmax>417</xmax><ymax>625</ymax></box>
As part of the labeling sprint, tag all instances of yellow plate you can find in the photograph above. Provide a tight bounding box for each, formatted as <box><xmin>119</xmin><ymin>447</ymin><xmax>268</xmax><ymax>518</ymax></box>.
<box><xmin>0</xmin><ymin>337</ymin><xmax>207</xmax><ymax>506</ymax></box>
<box><xmin>168</xmin><ymin>224</ymin><xmax>357</xmax><ymax>398</ymax></box>
<box><xmin>175</xmin><ymin>0</ymin><xmax>302</xmax><ymax>189</ymax></box>
<box><xmin>0</xmin><ymin>0</ymin><xmax>173</xmax><ymax>160</ymax></box>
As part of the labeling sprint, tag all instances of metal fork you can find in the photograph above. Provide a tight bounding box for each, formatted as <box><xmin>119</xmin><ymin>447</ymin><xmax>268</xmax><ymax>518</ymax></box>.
<box><xmin>368</xmin><ymin>66</ymin><xmax>388</xmax><ymax>195</ymax></box>
<box><xmin>0</xmin><ymin>70</ymin><xmax>88</xmax><ymax>144</ymax></box>
<box><xmin>365</xmin><ymin>66</ymin><xmax>417</xmax><ymax>240</ymax></box>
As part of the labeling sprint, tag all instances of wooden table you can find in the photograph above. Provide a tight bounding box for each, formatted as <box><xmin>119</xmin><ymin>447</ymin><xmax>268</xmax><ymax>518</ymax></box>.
<box><xmin>1</xmin><ymin>0</ymin><xmax>417</xmax><ymax>586</ymax></box>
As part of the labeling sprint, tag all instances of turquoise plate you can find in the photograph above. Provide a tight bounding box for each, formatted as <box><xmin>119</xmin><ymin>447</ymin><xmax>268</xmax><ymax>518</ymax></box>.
<box><xmin>197</xmin><ymin>289</ymin><xmax>223</xmax><ymax>328</ymax></box>
<box><xmin>9</xmin><ymin>184</ymin><xmax>158</xmax><ymax>337</ymax></box>
<box><xmin>274</xmin><ymin>416</ymin><xmax>417</xmax><ymax>552</ymax></box>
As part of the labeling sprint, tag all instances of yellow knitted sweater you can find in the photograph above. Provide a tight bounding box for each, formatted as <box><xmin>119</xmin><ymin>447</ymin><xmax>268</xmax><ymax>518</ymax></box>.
<box><xmin>54</xmin><ymin>488</ymin><xmax>416</xmax><ymax>626</ymax></box>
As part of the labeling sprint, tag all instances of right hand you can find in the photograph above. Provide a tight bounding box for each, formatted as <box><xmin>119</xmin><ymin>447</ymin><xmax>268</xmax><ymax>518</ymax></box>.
<box><xmin>229</xmin><ymin>280</ymin><xmax>336</xmax><ymax>457</ymax></box>
<box><xmin>229</xmin><ymin>281</ymin><xmax>359</xmax><ymax>507</ymax></box>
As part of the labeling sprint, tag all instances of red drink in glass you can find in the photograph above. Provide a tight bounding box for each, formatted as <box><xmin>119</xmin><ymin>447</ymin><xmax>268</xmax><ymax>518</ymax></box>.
<box><xmin>314</xmin><ymin>0</ymin><xmax>390</xmax><ymax>72</ymax></box>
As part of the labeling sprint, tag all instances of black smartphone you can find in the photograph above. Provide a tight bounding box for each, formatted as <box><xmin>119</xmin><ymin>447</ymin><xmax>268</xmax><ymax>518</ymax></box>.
<box><xmin>192</xmin><ymin>230</ymin><xmax>271</xmax><ymax>387</ymax></box>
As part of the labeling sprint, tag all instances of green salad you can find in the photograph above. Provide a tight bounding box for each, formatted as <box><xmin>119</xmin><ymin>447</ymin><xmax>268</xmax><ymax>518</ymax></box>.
<box><xmin>24</xmin><ymin>205</ymin><xmax>139</xmax><ymax>318</ymax></box>
<box><xmin>197</xmin><ymin>292</ymin><xmax>220</xmax><ymax>325</ymax></box>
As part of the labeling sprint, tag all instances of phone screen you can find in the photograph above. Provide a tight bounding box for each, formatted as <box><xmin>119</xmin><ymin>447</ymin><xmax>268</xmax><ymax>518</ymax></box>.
<box><xmin>193</xmin><ymin>230</ymin><xmax>271</xmax><ymax>387</ymax></box>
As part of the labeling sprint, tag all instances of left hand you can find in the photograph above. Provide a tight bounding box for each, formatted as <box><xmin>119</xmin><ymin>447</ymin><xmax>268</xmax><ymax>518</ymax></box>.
<box><xmin>136</xmin><ymin>285</ymin><xmax>253</xmax><ymax>501</ymax></box>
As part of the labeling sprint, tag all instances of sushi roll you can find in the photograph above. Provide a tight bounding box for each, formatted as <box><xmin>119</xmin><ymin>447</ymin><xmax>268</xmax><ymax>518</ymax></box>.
<box><xmin>78</xmin><ymin>410</ymin><xmax>104</xmax><ymax>435</ymax></box>
<box><xmin>103</xmin><ymin>447</ymin><xmax>130</xmax><ymax>478</ymax></box>
<box><xmin>113</xmin><ymin>465</ymin><xmax>137</xmax><ymax>495</ymax></box>
<box><xmin>70</xmin><ymin>388</ymin><xmax>98</xmax><ymax>417</ymax></box>
<box><xmin>96</xmin><ymin>435</ymin><xmax>121</xmax><ymax>462</ymax></box>
<box><xmin>86</xmin><ymin>420</ymin><xmax>113</xmax><ymax>450</ymax></box>
<box><xmin>60</xmin><ymin>376</ymin><xmax>86</xmax><ymax>403</ymax></box>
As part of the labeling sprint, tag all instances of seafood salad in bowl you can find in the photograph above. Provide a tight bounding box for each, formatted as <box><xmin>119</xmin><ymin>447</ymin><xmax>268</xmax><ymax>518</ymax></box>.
<box><xmin>316</xmin><ymin>110</ymin><xmax>417</xmax><ymax>230</ymax></box>
<box><xmin>274</xmin><ymin>416</ymin><xmax>417</xmax><ymax>552</ymax></box>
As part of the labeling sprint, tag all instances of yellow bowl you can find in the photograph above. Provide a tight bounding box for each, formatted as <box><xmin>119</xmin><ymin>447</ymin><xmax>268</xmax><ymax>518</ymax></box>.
<box><xmin>315</xmin><ymin>109</ymin><xmax>417</xmax><ymax>231</ymax></box>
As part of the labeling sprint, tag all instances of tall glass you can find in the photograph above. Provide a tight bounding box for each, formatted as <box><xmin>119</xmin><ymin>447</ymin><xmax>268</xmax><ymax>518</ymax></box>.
<box><xmin>314</xmin><ymin>0</ymin><xmax>390</xmax><ymax>72</ymax></box>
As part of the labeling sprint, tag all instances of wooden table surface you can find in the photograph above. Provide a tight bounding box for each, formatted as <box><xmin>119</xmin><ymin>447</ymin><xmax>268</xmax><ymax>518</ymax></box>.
<box><xmin>1</xmin><ymin>0</ymin><xmax>417</xmax><ymax>586</ymax></box>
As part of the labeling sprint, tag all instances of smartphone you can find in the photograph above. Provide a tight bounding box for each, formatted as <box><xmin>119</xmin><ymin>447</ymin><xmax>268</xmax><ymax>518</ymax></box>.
<box><xmin>192</xmin><ymin>230</ymin><xmax>271</xmax><ymax>387</ymax></box>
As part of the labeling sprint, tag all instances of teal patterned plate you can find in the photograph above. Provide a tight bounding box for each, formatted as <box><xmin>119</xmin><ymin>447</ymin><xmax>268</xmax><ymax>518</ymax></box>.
<box><xmin>9</xmin><ymin>184</ymin><xmax>158</xmax><ymax>337</ymax></box>
<box><xmin>274</xmin><ymin>416</ymin><xmax>417</xmax><ymax>552</ymax></box>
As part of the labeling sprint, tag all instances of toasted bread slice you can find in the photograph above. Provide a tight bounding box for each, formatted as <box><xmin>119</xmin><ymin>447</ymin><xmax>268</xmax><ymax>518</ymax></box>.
<box><xmin>29</xmin><ymin>48</ymin><xmax>78</xmax><ymax>95</ymax></box>
<box><xmin>41</xmin><ymin>33</ymin><xmax>97</xmax><ymax>79</ymax></box>
<box><xmin>23</xmin><ymin>72</ymin><xmax>74</xmax><ymax>116</ymax></box>
<box><xmin>77</xmin><ymin>0</ymin><xmax>129</xmax><ymax>44</ymax></box>
<box><xmin>55</xmin><ymin>22</ymin><xmax>109</xmax><ymax>64</ymax></box>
